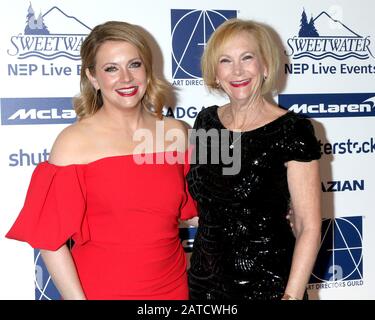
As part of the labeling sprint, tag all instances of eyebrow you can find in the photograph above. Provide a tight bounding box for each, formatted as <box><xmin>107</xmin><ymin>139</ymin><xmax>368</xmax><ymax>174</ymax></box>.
<box><xmin>218</xmin><ymin>51</ymin><xmax>255</xmax><ymax>59</ymax></box>
<box><xmin>99</xmin><ymin>57</ymin><xmax>142</xmax><ymax>68</ymax></box>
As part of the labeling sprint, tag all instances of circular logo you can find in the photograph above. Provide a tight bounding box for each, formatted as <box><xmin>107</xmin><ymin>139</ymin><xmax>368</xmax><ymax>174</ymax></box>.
<box><xmin>34</xmin><ymin>250</ymin><xmax>59</xmax><ymax>300</ymax></box>
<box><xmin>171</xmin><ymin>10</ymin><xmax>233</xmax><ymax>79</ymax></box>
<box><xmin>311</xmin><ymin>217</ymin><xmax>363</xmax><ymax>282</ymax></box>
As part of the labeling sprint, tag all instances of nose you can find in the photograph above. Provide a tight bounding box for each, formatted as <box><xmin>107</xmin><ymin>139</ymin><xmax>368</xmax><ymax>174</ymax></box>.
<box><xmin>119</xmin><ymin>67</ymin><xmax>133</xmax><ymax>82</ymax></box>
<box><xmin>233</xmin><ymin>61</ymin><xmax>243</xmax><ymax>76</ymax></box>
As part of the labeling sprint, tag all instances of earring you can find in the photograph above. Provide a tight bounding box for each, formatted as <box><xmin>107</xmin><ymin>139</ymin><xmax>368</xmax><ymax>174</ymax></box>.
<box><xmin>215</xmin><ymin>80</ymin><xmax>221</xmax><ymax>88</ymax></box>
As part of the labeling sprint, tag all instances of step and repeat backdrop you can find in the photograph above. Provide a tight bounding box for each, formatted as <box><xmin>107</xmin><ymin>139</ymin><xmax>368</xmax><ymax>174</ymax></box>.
<box><xmin>0</xmin><ymin>0</ymin><xmax>374</xmax><ymax>299</ymax></box>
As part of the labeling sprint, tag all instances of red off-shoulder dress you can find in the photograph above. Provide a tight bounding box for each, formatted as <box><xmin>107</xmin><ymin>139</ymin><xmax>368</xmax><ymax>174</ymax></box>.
<box><xmin>6</xmin><ymin>151</ymin><xmax>197</xmax><ymax>300</ymax></box>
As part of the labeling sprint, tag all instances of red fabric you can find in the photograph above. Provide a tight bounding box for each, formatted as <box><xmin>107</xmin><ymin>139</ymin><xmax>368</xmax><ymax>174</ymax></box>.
<box><xmin>6</xmin><ymin>151</ymin><xmax>197</xmax><ymax>300</ymax></box>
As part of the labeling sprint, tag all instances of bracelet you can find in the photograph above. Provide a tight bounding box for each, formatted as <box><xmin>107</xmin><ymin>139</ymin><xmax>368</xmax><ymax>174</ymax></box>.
<box><xmin>282</xmin><ymin>293</ymin><xmax>300</xmax><ymax>300</ymax></box>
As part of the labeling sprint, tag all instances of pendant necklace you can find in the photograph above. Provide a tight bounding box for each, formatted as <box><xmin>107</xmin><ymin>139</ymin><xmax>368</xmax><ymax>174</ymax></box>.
<box><xmin>229</xmin><ymin>131</ymin><xmax>243</xmax><ymax>149</ymax></box>
<box><xmin>228</xmin><ymin>108</ymin><xmax>260</xmax><ymax>149</ymax></box>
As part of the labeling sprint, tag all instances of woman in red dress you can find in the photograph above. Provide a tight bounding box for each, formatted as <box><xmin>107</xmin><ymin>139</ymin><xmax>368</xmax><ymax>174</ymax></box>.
<box><xmin>6</xmin><ymin>21</ymin><xmax>197</xmax><ymax>300</ymax></box>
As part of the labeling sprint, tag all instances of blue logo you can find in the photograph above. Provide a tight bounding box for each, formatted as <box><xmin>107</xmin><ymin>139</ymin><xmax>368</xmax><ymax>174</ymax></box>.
<box><xmin>34</xmin><ymin>240</ymin><xmax>74</xmax><ymax>300</ymax></box>
<box><xmin>171</xmin><ymin>9</ymin><xmax>237</xmax><ymax>80</ymax></box>
<box><xmin>321</xmin><ymin>180</ymin><xmax>364</xmax><ymax>192</ymax></box>
<box><xmin>164</xmin><ymin>106</ymin><xmax>205</xmax><ymax>119</ymax></box>
<box><xmin>320</xmin><ymin>138</ymin><xmax>375</xmax><ymax>156</ymax></box>
<box><xmin>278</xmin><ymin>93</ymin><xmax>375</xmax><ymax>118</ymax></box>
<box><xmin>286</xmin><ymin>9</ymin><xmax>374</xmax><ymax>61</ymax></box>
<box><xmin>1</xmin><ymin>97</ymin><xmax>76</xmax><ymax>125</ymax></box>
<box><xmin>7</xmin><ymin>2</ymin><xmax>90</xmax><ymax>61</ymax></box>
<box><xmin>34</xmin><ymin>250</ymin><xmax>60</xmax><ymax>300</ymax></box>
<box><xmin>9</xmin><ymin>149</ymin><xmax>50</xmax><ymax>167</ymax></box>
<box><xmin>179</xmin><ymin>227</ymin><xmax>197</xmax><ymax>253</ymax></box>
<box><xmin>310</xmin><ymin>216</ymin><xmax>363</xmax><ymax>283</ymax></box>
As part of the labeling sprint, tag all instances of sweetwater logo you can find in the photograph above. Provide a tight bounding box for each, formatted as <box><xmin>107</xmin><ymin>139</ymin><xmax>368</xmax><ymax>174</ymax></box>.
<box><xmin>285</xmin><ymin>9</ymin><xmax>375</xmax><ymax>75</ymax></box>
<box><xmin>308</xmin><ymin>216</ymin><xmax>363</xmax><ymax>290</ymax></box>
<box><xmin>171</xmin><ymin>9</ymin><xmax>236</xmax><ymax>85</ymax></box>
<box><xmin>286</xmin><ymin>9</ymin><xmax>374</xmax><ymax>60</ymax></box>
<box><xmin>8</xmin><ymin>3</ymin><xmax>90</xmax><ymax>60</ymax></box>
<box><xmin>6</xmin><ymin>3</ymin><xmax>90</xmax><ymax>77</ymax></box>
<box><xmin>278</xmin><ymin>93</ymin><xmax>375</xmax><ymax>118</ymax></box>
<box><xmin>1</xmin><ymin>97</ymin><xmax>76</xmax><ymax>125</ymax></box>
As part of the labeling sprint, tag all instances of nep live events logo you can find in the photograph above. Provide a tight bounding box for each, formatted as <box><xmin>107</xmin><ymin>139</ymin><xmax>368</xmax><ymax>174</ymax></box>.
<box><xmin>6</xmin><ymin>2</ymin><xmax>91</xmax><ymax>77</ymax></box>
<box><xmin>285</xmin><ymin>8</ymin><xmax>375</xmax><ymax>75</ymax></box>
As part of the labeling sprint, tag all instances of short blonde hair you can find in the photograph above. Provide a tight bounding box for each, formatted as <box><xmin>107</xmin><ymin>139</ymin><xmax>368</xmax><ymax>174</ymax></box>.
<box><xmin>74</xmin><ymin>21</ymin><xmax>170</xmax><ymax>119</ymax></box>
<box><xmin>201</xmin><ymin>18</ymin><xmax>280</xmax><ymax>96</ymax></box>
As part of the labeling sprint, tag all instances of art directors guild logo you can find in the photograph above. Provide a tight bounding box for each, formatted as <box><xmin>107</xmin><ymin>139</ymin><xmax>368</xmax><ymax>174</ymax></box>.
<box><xmin>285</xmin><ymin>8</ymin><xmax>375</xmax><ymax>75</ymax></box>
<box><xmin>308</xmin><ymin>216</ymin><xmax>364</xmax><ymax>291</ymax></box>
<box><xmin>170</xmin><ymin>9</ymin><xmax>237</xmax><ymax>86</ymax></box>
<box><xmin>6</xmin><ymin>2</ymin><xmax>91</xmax><ymax>77</ymax></box>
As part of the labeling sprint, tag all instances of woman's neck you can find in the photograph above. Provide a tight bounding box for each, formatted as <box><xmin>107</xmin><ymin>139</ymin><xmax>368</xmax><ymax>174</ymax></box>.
<box><xmin>96</xmin><ymin>104</ymin><xmax>150</xmax><ymax>132</ymax></box>
<box><xmin>225</xmin><ymin>96</ymin><xmax>265</xmax><ymax>130</ymax></box>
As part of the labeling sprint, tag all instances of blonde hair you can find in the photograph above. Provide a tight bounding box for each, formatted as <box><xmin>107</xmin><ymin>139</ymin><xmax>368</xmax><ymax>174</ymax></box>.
<box><xmin>201</xmin><ymin>18</ymin><xmax>280</xmax><ymax>96</ymax></box>
<box><xmin>74</xmin><ymin>21</ymin><xmax>169</xmax><ymax>119</ymax></box>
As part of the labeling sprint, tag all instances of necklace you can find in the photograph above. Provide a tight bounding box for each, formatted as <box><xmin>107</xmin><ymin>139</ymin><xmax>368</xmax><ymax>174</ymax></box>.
<box><xmin>229</xmin><ymin>131</ymin><xmax>243</xmax><ymax>149</ymax></box>
<box><xmin>228</xmin><ymin>106</ymin><xmax>261</xmax><ymax>149</ymax></box>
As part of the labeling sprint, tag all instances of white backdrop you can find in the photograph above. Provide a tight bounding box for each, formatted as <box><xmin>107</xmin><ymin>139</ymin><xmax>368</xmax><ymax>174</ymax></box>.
<box><xmin>1</xmin><ymin>0</ymin><xmax>374</xmax><ymax>299</ymax></box>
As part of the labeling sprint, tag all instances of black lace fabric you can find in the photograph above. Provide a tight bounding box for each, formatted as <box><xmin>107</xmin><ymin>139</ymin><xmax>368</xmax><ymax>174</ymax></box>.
<box><xmin>187</xmin><ymin>105</ymin><xmax>321</xmax><ymax>300</ymax></box>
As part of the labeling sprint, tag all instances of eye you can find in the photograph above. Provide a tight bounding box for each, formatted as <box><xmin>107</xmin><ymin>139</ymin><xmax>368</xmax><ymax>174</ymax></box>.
<box><xmin>104</xmin><ymin>65</ymin><xmax>118</xmax><ymax>72</ymax></box>
<box><xmin>242</xmin><ymin>55</ymin><xmax>253</xmax><ymax>61</ymax></box>
<box><xmin>219</xmin><ymin>58</ymin><xmax>231</xmax><ymax>63</ymax></box>
<box><xmin>129</xmin><ymin>60</ymin><xmax>142</xmax><ymax>68</ymax></box>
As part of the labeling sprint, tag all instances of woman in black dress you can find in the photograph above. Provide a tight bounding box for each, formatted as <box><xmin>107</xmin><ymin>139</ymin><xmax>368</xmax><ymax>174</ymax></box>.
<box><xmin>187</xmin><ymin>18</ymin><xmax>321</xmax><ymax>300</ymax></box>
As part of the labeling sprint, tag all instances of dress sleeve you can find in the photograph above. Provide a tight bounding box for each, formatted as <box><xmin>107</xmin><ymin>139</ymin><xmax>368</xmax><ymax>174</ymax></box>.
<box><xmin>6</xmin><ymin>162</ymin><xmax>90</xmax><ymax>250</ymax></box>
<box><xmin>282</xmin><ymin>117</ymin><xmax>321</xmax><ymax>163</ymax></box>
<box><xmin>179</xmin><ymin>147</ymin><xmax>198</xmax><ymax>220</ymax></box>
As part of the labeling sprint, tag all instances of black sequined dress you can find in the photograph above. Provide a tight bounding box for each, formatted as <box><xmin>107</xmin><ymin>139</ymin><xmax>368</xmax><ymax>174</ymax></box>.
<box><xmin>187</xmin><ymin>105</ymin><xmax>321</xmax><ymax>300</ymax></box>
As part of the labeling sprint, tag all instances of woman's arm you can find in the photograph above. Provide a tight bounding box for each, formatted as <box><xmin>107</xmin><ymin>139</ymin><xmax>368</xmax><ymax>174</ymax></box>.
<box><xmin>179</xmin><ymin>217</ymin><xmax>199</xmax><ymax>227</ymax></box>
<box><xmin>40</xmin><ymin>245</ymin><xmax>86</xmax><ymax>300</ymax></box>
<box><xmin>40</xmin><ymin>123</ymin><xmax>87</xmax><ymax>299</ymax></box>
<box><xmin>283</xmin><ymin>159</ymin><xmax>321</xmax><ymax>300</ymax></box>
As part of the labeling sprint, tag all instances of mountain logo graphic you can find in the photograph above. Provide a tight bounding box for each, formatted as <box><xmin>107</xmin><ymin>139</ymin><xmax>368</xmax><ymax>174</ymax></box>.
<box><xmin>285</xmin><ymin>9</ymin><xmax>374</xmax><ymax>60</ymax></box>
<box><xmin>171</xmin><ymin>9</ymin><xmax>237</xmax><ymax>79</ymax></box>
<box><xmin>7</xmin><ymin>2</ymin><xmax>91</xmax><ymax>60</ymax></box>
<box><xmin>310</xmin><ymin>216</ymin><xmax>363</xmax><ymax>283</ymax></box>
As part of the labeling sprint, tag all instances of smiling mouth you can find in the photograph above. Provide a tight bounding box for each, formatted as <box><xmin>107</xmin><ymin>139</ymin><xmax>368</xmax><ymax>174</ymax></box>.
<box><xmin>116</xmin><ymin>86</ymin><xmax>139</xmax><ymax>97</ymax></box>
<box><xmin>230</xmin><ymin>79</ymin><xmax>250</xmax><ymax>88</ymax></box>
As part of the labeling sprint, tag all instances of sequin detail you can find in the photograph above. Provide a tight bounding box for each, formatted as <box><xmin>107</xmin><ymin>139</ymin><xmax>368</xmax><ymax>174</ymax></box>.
<box><xmin>187</xmin><ymin>105</ymin><xmax>321</xmax><ymax>300</ymax></box>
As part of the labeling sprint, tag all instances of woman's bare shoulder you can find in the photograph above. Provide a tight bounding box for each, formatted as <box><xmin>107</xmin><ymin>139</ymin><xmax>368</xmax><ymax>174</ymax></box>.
<box><xmin>162</xmin><ymin>116</ymin><xmax>190</xmax><ymax>152</ymax></box>
<box><xmin>48</xmin><ymin>121</ymin><xmax>92</xmax><ymax>166</ymax></box>
<box><xmin>163</xmin><ymin>116</ymin><xmax>190</xmax><ymax>131</ymax></box>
